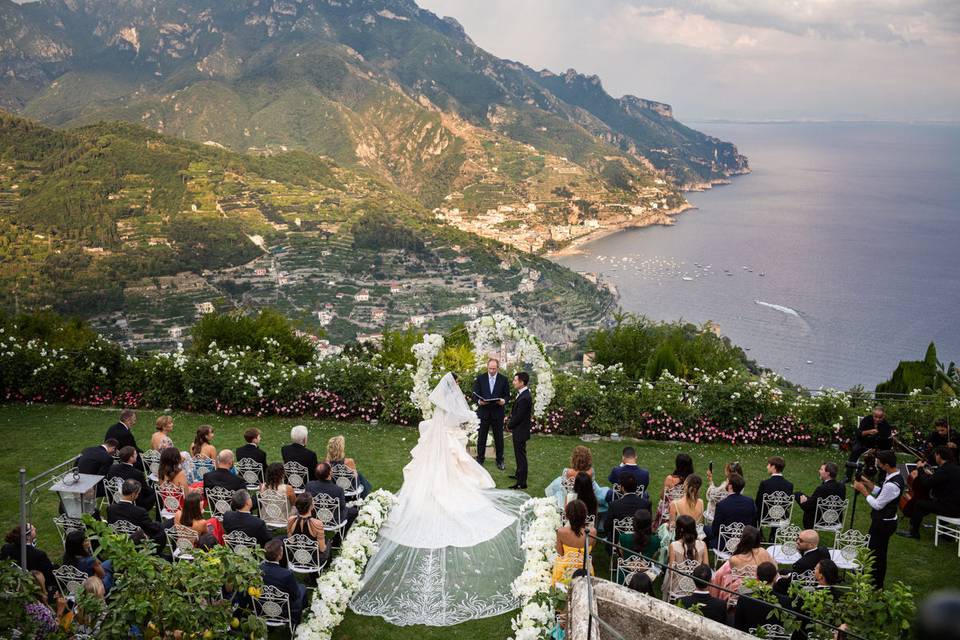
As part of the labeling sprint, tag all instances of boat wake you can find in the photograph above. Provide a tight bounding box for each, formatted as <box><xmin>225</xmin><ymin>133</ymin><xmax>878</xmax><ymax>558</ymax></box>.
<box><xmin>754</xmin><ymin>300</ymin><xmax>811</xmax><ymax>334</ymax></box>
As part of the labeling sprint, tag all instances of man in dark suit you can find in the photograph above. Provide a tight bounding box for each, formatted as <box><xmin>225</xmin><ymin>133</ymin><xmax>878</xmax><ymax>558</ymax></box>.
<box><xmin>237</xmin><ymin>428</ymin><xmax>267</xmax><ymax>467</ymax></box>
<box><xmin>107</xmin><ymin>479</ymin><xmax>165</xmax><ymax>548</ymax></box>
<box><xmin>104</xmin><ymin>409</ymin><xmax>140</xmax><ymax>461</ymax></box>
<box><xmin>902</xmin><ymin>446</ymin><xmax>960</xmax><ymax>539</ymax></box>
<box><xmin>679</xmin><ymin>563</ymin><xmax>727</xmax><ymax>624</ymax></box>
<box><xmin>106</xmin><ymin>446</ymin><xmax>156</xmax><ymax>512</ymax></box>
<box><xmin>281</xmin><ymin>425</ymin><xmax>319</xmax><ymax>481</ymax></box>
<box><xmin>706</xmin><ymin>473</ymin><xmax>755</xmax><ymax>549</ymax></box>
<box><xmin>735</xmin><ymin>562</ymin><xmax>792</xmax><ymax>632</ymax></box>
<box><xmin>507</xmin><ymin>371</ymin><xmax>532</xmax><ymax>489</ymax></box>
<box><xmin>606</xmin><ymin>447</ymin><xmax>650</xmax><ymax>503</ymax></box>
<box><xmin>845</xmin><ymin>405</ymin><xmax>892</xmax><ymax>481</ymax></box>
<box><xmin>261</xmin><ymin>539</ymin><xmax>307</xmax><ymax>624</ymax></box>
<box><xmin>603</xmin><ymin>473</ymin><xmax>651</xmax><ymax>537</ymax></box>
<box><xmin>472</xmin><ymin>358</ymin><xmax>510</xmax><ymax>470</ymax></box>
<box><xmin>796</xmin><ymin>462</ymin><xmax>846</xmax><ymax>529</ymax></box>
<box><xmin>305</xmin><ymin>462</ymin><xmax>357</xmax><ymax>528</ymax></box>
<box><xmin>77</xmin><ymin>438</ymin><xmax>119</xmax><ymax>497</ymax></box>
<box><xmin>203</xmin><ymin>450</ymin><xmax>247</xmax><ymax>494</ymax></box>
<box><xmin>755</xmin><ymin>456</ymin><xmax>794</xmax><ymax>530</ymax></box>
<box><xmin>791</xmin><ymin>529</ymin><xmax>830</xmax><ymax>574</ymax></box>
<box><xmin>222</xmin><ymin>490</ymin><xmax>271</xmax><ymax>546</ymax></box>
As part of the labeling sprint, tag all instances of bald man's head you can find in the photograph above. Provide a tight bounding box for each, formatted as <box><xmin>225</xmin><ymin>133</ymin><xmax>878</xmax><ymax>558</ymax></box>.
<box><xmin>217</xmin><ymin>449</ymin><xmax>235</xmax><ymax>468</ymax></box>
<box><xmin>797</xmin><ymin>529</ymin><xmax>819</xmax><ymax>552</ymax></box>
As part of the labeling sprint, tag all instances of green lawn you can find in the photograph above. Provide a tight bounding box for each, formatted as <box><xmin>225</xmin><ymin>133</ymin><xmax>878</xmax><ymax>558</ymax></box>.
<box><xmin>0</xmin><ymin>404</ymin><xmax>954</xmax><ymax>639</ymax></box>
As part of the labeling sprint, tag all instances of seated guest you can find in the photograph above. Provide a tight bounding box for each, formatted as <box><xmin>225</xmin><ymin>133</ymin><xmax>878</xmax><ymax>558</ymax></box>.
<box><xmin>663</xmin><ymin>515</ymin><xmax>709</xmax><ymax>600</ymax></box>
<box><xmin>104</xmin><ymin>409</ymin><xmax>140</xmax><ymax>461</ymax></box>
<box><xmin>157</xmin><ymin>446</ymin><xmax>191</xmax><ymax>490</ymax></box>
<box><xmin>710</xmin><ymin>525</ymin><xmax>773</xmax><ymax>605</ymax></box>
<box><xmin>287</xmin><ymin>492</ymin><xmax>329</xmax><ymax>563</ymax></box>
<box><xmin>24</xmin><ymin>570</ymin><xmax>66</xmax><ymax>637</ymax></box>
<box><xmin>305</xmin><ymin>462</ymin><xmax>357</xmax><ymax>528</ymax></box>
<box><xmin>222</xmin><ymin>490</ymin><xmax>271</xmax><ymax>547</ymax></box>
<box><xmin>705</xmin><ymin>462</ymin><xmax>744</xmax><ymax>524</ymax></box>
<box><xmin>796</xmin><ymin>462</ymin><xmax>845</xmax><ymax>529</ymax></box>
<box><xmin>627</xmin><ymin>572</ymin><xmax>655</xmax><ymax>596</ymax></box>
<box><xmin>189</xmin><ymin>425</ymin><xmax>217</xmax><ymax>461</ymax></box>
<box><xmin>606</xmin><ymin>447</ymin><xmax>650</xmax><ymax>501</ymax></box>
<box><xmin>903</xmin><ymin>446</ymin><xmax>960</xmax><ymax>539</ymax></box>
<box><xmin>203</xmin><ymin>450</ymin><xmax>247</xmax><ymax>494</ymax></box>
<box><xmin>655</xmin><ymin>453</ymin><xmax>694</xmax><ymax>528</ymax></box>
<box><xmin>237</xmin><ymin>428</ymin><xmax>267</xmax><ymax>467</ymax></box>
<box><xmin>845</xmin><ymin>405</ymin><xmax>892</xmax><ymax>482</ymax></box>
<box><xmin>150</xmin><ymin>415</ymin><xmax>175</xmax><ymax>451</ymax></box>
<box><xmin>922</xmin><ymin>418</ymin><xmax>957</xmax><ymax>465</ymax></box>
<box><xmin>175</xmin><ymin>492</ymin><xmax>214</xmax><ymax>537</ymax></box>
<box><xmin>1</xmin><ymin>524</ymin><xmax>55</xmax><ymax>595</ymax></box>
<box><xmin>261</xmin><ymin>539</ymin><xmax>307</xmax><ymax>624</ymax></box>
<box><xmin>734</xmin><ymin>562</ymin><xmax>791</xmax><ymax>632</ymax></box>
<box><xmin>669</xmin><ymin>474</ymin><xmax>704</xmax><ymax>527</ymax></box>
<box><xmin>604</xmin><ymin>473</ymin><xmax>652</xmax><ymax>538</ymax></box>
<box><xmin>282</xmin><ymin>425</ymin><xmax>319</xmax><ymax>481</ymax></box>
<box><xmin>573</xmin><ymin>471</ymin><xmax>600</xmax><ymax>520</ymax></box>
<box><xmin>62</xmin><ymin>530</ymin><xmax>113</xmax><ymax>593</ymax></box>
<box><xmin>77</xmin><ymin>438</ymin><xmax>119</xmax><ymax>498</ymax></box>
<box><xmin>106</xmin><ymin>446</ymin><xmax>156</xmax><ymax>511</ymax></box>
<box><xmin>705</xmin><ymin>474</ymin><xmax>755</xmax><ymax>549</ymax></box>
<box><xmin>552</xmin><ymin>500</ymin><xmax>596</xmax><ymax>586</ymax></box>
<box><xmin>792</xmin><ymin>529</ymin><xmax>830</xmax><ymax>575</ymax></box>
<box><xmin>815</xmin><ymin>558</ymin><xmax>841</xmax><ymax>589</ymax></box>
<box><xmin>545</xmin><ymin>445</ymin><xmax>608</xmax><ymax>510</ymax></box>
<box><xmin>679</xmin><ymin>563</ymin><xmax>727</xmax><ymax>624</ymax></box>
<box><xmin>618</xmin><ymin>509</ymin><xmax>661</xmax><ymax>566</ymax></box>
<box><xmin>107</xmin><ymin>479</ymin><xmax>165</xmax><ymax>548</ymax></box>
<box><xmin>60</xmin><ymin>576</ymin><xmax>106</xmax><ymax>637</ymax></box>
<box><xmin>755</xmin><ymin>456</ymin><xmax>793</xmax><ymax>528</ymax></box>
<box><xmin>326</xmin><ymin>435</ymin><xmax>372</xmax><ymax>497</ymax></box>
<box><xmin>261</xmin><ymin>462</ymin><xmax>296</xmax><ymax>506</ymax></box>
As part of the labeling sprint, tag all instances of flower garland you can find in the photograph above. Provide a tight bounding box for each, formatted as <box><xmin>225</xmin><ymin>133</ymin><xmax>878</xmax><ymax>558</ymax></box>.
<box><xmin>509</xmin><ymin>497</ymin><xmax>563</xmax><ymax>640</ymax></box>
<box><xmin>409</xmin><ymin>333</ymin><xmax>445</xmax><ymax>418</ymax></box>
<box><xmin>295</xmin><ymin>489</ymin><xmax>397</xmax><ymax>640</ymax></box>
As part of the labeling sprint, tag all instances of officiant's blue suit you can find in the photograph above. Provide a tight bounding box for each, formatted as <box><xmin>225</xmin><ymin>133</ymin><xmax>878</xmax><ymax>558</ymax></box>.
<box><xmin>473</xmin><ymin>372</ymin><xmax>510</xmax><ymax>465</ymax></box>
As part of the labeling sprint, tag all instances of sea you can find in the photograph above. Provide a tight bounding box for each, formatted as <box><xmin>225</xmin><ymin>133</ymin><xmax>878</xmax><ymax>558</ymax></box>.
<box><xmin>556</xmin><ymin>122</ymin><xmax>960</xmax><ymax>391</ymax></box>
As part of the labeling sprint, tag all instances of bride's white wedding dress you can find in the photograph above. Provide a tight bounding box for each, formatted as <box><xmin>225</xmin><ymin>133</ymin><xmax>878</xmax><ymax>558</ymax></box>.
<box><xmin>349</xmin><ymin>373</ymin><xmax>529</xmax><ymax>626</ymax></box>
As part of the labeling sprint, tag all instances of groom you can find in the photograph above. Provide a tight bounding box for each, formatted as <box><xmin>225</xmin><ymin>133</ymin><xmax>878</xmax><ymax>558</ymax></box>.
<box><xmin>473</xmin><ymin>358</ymin><xmax>510</xmax><ymax>470</ymax></box>
<box><xmin>508</xmin><ymin>372</ymin><xmax>532</xmax><ymax>490</ymax></box>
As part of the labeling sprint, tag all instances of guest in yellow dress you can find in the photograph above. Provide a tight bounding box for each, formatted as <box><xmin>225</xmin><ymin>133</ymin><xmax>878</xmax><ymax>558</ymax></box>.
<box><xmin>552</xmin><ymin>499</ymin><xmax>596</xmax><ymax>585</ymax></box>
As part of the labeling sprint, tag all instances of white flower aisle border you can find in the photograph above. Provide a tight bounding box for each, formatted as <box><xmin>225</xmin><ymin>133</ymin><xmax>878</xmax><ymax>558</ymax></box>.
<box><xmin>295</xmin><ymin>489</ymin><xmax>397</xmax><ymax>640</ymax></box>
<box><xmin>409</xmin><ymin>313</ymin><xmax>555</xmax><ymax>419</ymax></box>
<box><xmin>509</xmin><ymin>497</ymin><xmax>563</xmax><ymax>640</ymax></box>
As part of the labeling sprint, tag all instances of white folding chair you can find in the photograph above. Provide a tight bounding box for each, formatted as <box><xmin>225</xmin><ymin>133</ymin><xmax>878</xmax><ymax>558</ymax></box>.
<box><xmin>108</xmin><ymin>519</ymin><xmax>142</xmax><ymax>539</ymax></box>
<box><xmin>615</xmin><ymin>554</ymin><xmax>652</xmax><ymax>586</ymax></box>
<box><xmin>831</xmin><ymin>528</ymin><xmax>870</xmax><ymax>570</ymax></box>
<box><xmin>236</xmin><ymin>458</ymin><xmax>265</xmax><ymax>491</ymax></box>
<box><xmin>666</xmin><ymin>558</ymin><xmax>700</xmax><ymax>602</ymax></box>
<box><xmin>156</xmin><ymin>482</ymin><xmax>185</xmax><ymax>520</ymax></box>
<box><xmin>258</xmin><ymin>489</ymin><xmax>291</xmax><ymax>529</ymax></box>
<box><xmin>813</xmin><ymin>495</ymin><xmax>848</xmax><ymax>533</ymax></box>
<box><xmin>312</xmin><ymin>493</ymin><xmax>347</xmax><ymax>535</ymax></box>
<box><xmin>748</xmin><ymin>624</ymin><xmax>790</xmax><ymax>640</ymax></box>
<box><xmin>791</xmin><ymin>569</ymin><xmax>818</xmax><ymax>591</ymax></box>
<box><xmin>935</xmin><ymin>516</ymin><xmax>960</xmax><ymax>557</ymax></box>
<box><xmin>166</xmin><ymin>523</ymin><xmax>199</xmax><ymax>561</ymax></box>
<box><xmin>713</xmin><ymin>522</ymin><xmax>745</xmax><ymax>567</ymax></box>
<box><xmin>611</xmin><ymin>483</ymin><xmax>646</xmax><ymax>502</ymax></box>
<box><xmin>559</xmin><ymin>475</ymin><xmax>575</xmax><ymax>502</ymax></box>
<box><xmin>141</xmin><ymin>449</ymin><xmax>161</xmax><ymax>482</ymax></box>
<box><xmin>103</xmin><ymin>476</ymin><xmax>124</xmax><ymax>505</ymax></box>
<box><xmin>52</xmin><ymin>564</ymin><xmax>88</xmax><ymax>600</ymax></box>
<box><xmin>189</xmin><ymin>456</ymin><xmax>215</xmax><ymax>484</ymax></box>
<box><xmin>283</xmin><ymin>461</ymin><xmax>308</xmax><ymax>494</ymax></box>
<box><xmin>609</xmin><ymin>517</ymin><xmax>635</xmax><ymax>579</ymax></box>
<box><xmin>52</xmin><ymin>514</ymin><xmax>84</xmax><ymax>546</ymax></box>
<box><xmin>331</xmin><ymin>463</ymin><xmax>362</xmax><ymax>499</ymax></box>
<box><xmin>767</xmin><ymin>525</ymin><xmax>802</xmax><ymax>565</ymax></box>
<box><xmin>283</xmin><ymin>533</ymin><xmax>327</xmax><ymax>575</ymax></box>
<box><xmin>760</xmin><ymin>491</ymin><xmax>794</xmax><ymax>529</ymax></box>
<box><xmin>205</xmin><ymin>485</ymin><xmax>235</xmax><ymax>520</ymax></box>
<box><xmin>252</xmin><ymin>584</ymin><xmax>296</xmax><ymax>635</ymax></box>
<box><xmin>224</xmin><ymin>529</ymin><xmax>259</xmax><ymax>557</ymax></box>
<box><xmin>728</xmin><ymin>564</ymin><xmax>757</xmax><ymax>607</ymax></box>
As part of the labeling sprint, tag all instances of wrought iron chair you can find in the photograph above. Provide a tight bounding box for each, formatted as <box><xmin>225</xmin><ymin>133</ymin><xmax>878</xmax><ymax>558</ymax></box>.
<box><xmin>108</xmin><ymin>519</ymin><xmax>142</xmax><ymax>539</ymax></box>
<box><xmin>235</xmin><ymin>458</ymin><xmax>265</xmax><ymax>491</ymax></box>
<box><xmin>813</xmin><ymin>495</ymin><xmax>848</xmax><ymax>534</ymax></box>
<box><xmin>258</xmin><ymin>488</ymin><xmax>291</xmax><ymax>529</ymax></box>
<box><xmin>760</xmin><ymin>491</ymin><xmax>794</xmax><ymax>529</ymax></box>
<box><xmin>103</xmin><ymin>476</ymin><xmax>124</xmax><ymax>505</ymax></box>
<box><xmin>283</xmin><ymin>461</ymin><xmax>309</xmax><ymax>494</ymax></box>
<box><xmin>331</xmin><ymin>463</ymin><xmax>362</xmax><ymax>499</ymax></box>
<box><xmin>165</xmin><ymin>523</ymin><xmax>199</xmax><ymax>561</ymax></box>
<box><xmin>141</xmin><ymin>449</ymin><xmax>161</xmax><ymax>482</ymax></box>
<box><xmin>768</xmin><ymin>524</ymin><xmax>802</xmax><ymax>566</ymax></box>
<box><xmin>283</xmin><ymin>533</ymin><xmax>327</xmax><ymax>575</ymax></box>
<box><xmin>252</xmin><ymin>584</ymin><xmax>296</xmax><ymax>635</ymax></box>
<box><xmin>52</xmin><ymin>514</ymin><xmax>84</xmax><ymax>546</ymax></box>
<box><xmin>205</xmin><ymin>485</ymin><xmax>235</xmax><ymax>520</ymax></box>
<box><xmin>224</xmin><ymin>529</ymin><xmax>260</xmax><ymax>557</ymax></box>
<box><xmin>831</xmin><ymin>528</ymin><xmax>870</xmax><ymax>570</ymax></box>
<box><xmin>156</xmin><ymin>481</ymin><xmax>185</xmax><ymax>520</ymax></box>
<box><xmin>713</xmin><ymin>521</ymin><xmax>746</xmax><ymax>567</ymax></box>
<box><xmin>748</xmin><ymin>623</ymin><xmax>790</xmax><ymax>640</ymax></box>
<box><xmin>666</xmin><ymin>558</ymin><xmax>701</xmax><ymax>602</ymax></box>
<box><xmin>53</xmin><ymin>564</ymin><xmax>88</xmax><ymax>601</ymax></box>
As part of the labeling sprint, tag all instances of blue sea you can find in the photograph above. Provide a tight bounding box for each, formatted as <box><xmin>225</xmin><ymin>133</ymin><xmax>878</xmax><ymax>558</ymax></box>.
<box><xmin>557</xmin><ymin>122</ymin><xmax>960</xmax><ymax>390</ymax></box>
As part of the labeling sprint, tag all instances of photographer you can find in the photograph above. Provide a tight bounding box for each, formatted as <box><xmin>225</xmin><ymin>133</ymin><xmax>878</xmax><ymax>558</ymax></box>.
<box><xmin>853</xmin><ymin>450</ymin><xmax>903</xmax><ymax>589</ymax></box>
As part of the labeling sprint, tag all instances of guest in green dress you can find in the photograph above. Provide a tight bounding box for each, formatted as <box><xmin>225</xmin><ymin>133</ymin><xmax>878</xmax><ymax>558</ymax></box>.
<box><xmin>614</xmin><ymin>509</ymin><xmax>662</xmax><ymax>585</ymax></box>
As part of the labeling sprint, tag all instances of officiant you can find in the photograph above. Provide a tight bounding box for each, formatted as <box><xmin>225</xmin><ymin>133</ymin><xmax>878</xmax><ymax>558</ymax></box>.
<box><xmin>473</xmin><ymin>358</ymin><xmax>510</xmax><ymax>470</ymax></box>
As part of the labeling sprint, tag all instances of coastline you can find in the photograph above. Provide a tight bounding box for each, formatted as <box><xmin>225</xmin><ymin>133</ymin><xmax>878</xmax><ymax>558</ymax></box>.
<box><xmin>546</xmin><ymin>202</ymin><xmax>695</xmax><ymax>257</ymax></box>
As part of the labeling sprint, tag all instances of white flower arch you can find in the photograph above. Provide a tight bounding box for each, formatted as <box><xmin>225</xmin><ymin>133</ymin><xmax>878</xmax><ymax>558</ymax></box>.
<box><xmin>409</xmin><ymin>313</ymin><xmax>555</xmax><ymax>419</ymax></box>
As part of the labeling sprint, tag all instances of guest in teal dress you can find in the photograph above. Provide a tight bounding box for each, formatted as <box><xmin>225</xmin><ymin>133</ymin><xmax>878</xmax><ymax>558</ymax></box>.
<box><xmin>62</xmin><ymin>530</ymin><xmax>113</xmax><ymax>594</ymax></box>
<box><xmin>614</xmin><ymin>509</ymin><xmax>662</xmax><ymax>585</ymax></box>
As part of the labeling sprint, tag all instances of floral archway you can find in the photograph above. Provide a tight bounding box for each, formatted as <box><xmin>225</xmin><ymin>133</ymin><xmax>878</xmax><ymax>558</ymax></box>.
<box><xmin>410</xmin><ymin>313</ymin><xmax>555</xmax><ymax>419</ymax></box>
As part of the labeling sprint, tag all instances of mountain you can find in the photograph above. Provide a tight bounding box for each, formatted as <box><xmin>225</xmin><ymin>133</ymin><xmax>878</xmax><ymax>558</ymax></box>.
<box><xmin>0</xmin><ymin>0</ymin><xmax>747</xmax><ymax>203</ymax></box>
<box><xmin>0</xmin><ymin>111</ymin><xmax>614</xmax><ymax>346</ymax></box>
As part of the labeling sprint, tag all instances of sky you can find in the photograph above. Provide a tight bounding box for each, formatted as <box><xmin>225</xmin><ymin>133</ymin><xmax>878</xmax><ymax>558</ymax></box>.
<box><xmin>417</xmin><ymin>0</ymin><xmax>960</xmax><ymax>122</ymax></box>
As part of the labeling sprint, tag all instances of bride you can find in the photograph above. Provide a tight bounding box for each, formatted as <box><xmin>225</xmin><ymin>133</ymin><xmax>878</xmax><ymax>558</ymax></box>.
<box><xmin>349</xmin><ymin>372</ymin><xmax>529</xmax><ymax>626</ymax></box>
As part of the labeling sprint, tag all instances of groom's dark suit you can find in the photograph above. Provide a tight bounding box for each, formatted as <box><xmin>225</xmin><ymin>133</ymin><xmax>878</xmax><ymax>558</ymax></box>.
<box><xmin>472</xmin><ymin>372</ymin><xmax>510</xmax><ymax>465</ymax></box>
<box><xmin>508</xmin><ymin>387</ymin><xmax>533</xmax><ymax>487</ymax></box>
